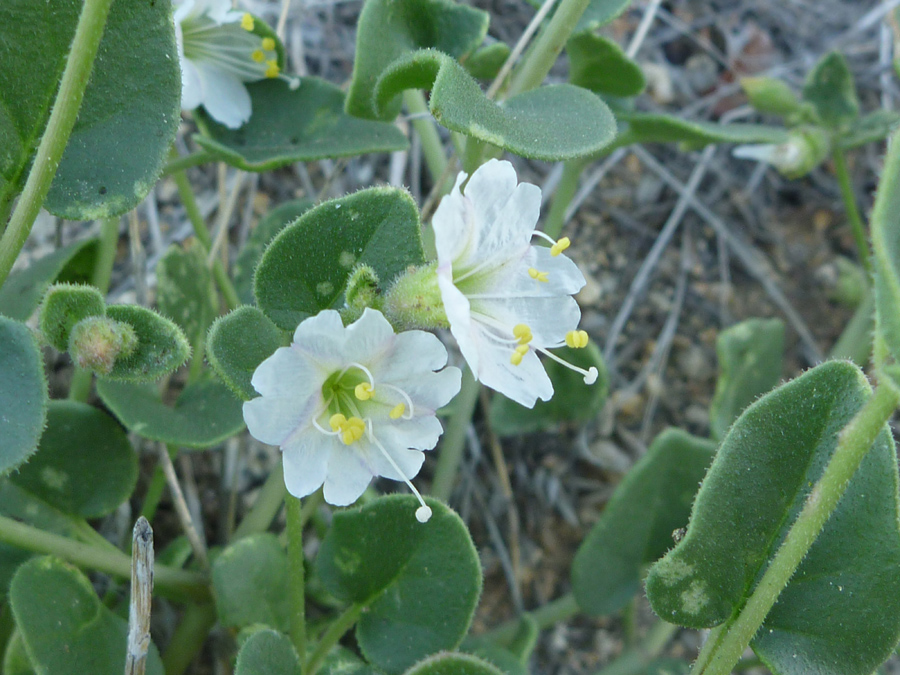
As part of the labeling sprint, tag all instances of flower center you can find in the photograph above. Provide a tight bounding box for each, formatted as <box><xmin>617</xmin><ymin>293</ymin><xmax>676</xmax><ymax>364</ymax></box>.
<box><xmin>499</xmin><ymin>322</ymin><xmax>597</xmax><ymax>384</ymax></box>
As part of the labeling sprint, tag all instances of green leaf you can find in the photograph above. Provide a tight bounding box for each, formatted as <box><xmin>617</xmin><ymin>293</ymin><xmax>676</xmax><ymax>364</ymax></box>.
<box><xmin>375</xmin><ymin>50</ymin><xmax>616</xmax><ymax>161</ymax></box>
<box><xmin>255</xmin><ymin>187</ymin><xmax>425</xmax><ymax>330</ymax></box>
<box><xmin>9</xmin><ymin>557</ymin><xmax>164</xmax><ymax>674</ymax></box>
<box><xmin>839</xmin><ymin>110</ymin><xmax>900</xmax><ymax>150</ymax></box>
<box><xmin>96</xmin><ymin>375</ymin><xmax>245</xmax><ymax>449</ymax></box>
<box><xmin>156</xmin><ymin>243</ymin><xmax>217</xmax><ymax>346</ymax></box>
<box><xmin>461</xmin><ymin>638</ymin><xmax>531</xmax><ymax>675</ymax></box>
<box><xmin>101</xmin><ymin>304</ymin><xmax>190</xmax><ymax>382</ymax></box>
<box><xmin>345</xmin><ymin>0</ymin><xmax>489</xmax><ymax>120</ymax></box>
<box><xmin>212</xmin><ymin>534</ymin><xmax>290</xmax><ymax>631</ymax></box>
<box><xmin>489</xmin><ymin>343</ymin><xmax>608</xmax><ymax>436</ymax></box>
<box><xmin>571</xmin><ymin>429</ymin><xmax>714</xmax><ymax>616</ymax></box>
<box><xmin>567</xmin><ymin>33</ymin><xmax>645</xmax><ymax>98</ymax></box>
<box><xmin>2</xmin><ymin>631</ymin><xmax>35</xmax><ymax>675</ymax></box>
<box><xmin>646</xmin><ymin>361</ymin><xmax>900</xmax><ymax>675</ymax></box>
<box><xmin>235</xmin><ymin>199</ymin><xmax>313</xmax><ymax>306</ymax></box>
<box><xmin>316</xmin><ymin>496</ymin><xmax>482</xmax><ymax>674</ymax></box>
<box><xmin>318</xmin><ymin>647</ymin><xmax>382</xmax><ymax>675</ymax></box>
<box><xmin>462</xmin><ymin>43</ymin><xmax>511</xmax><ymax>81</ymax></box>
<box><xmin>10</xmin><ymin>402</ymin><xmax>136</xmax><ymax>518</ymax></box>
<box><xmin>234</xmin><ymin>630</ymin><xmax>301</xmax><ymax>675</ymax></box>
<box><xmin>404</xmin><ymin>653</ymin><xmax>505</xmax><ymax>675</ymax></box>
<box><xmin>871</xmin><ymin>129</ymin><xmax>900</xmax><ymax>365</ymax></box>
<box><xmin>740</xmin><ymin>77</ymin><xmax>803</xmax><ymax>117</ymax></box>
<box><xmin>574</xmin><ymin>0</ymin><xmax>634</xmax><ymax>33</ymax></box>
<box><xmin>708</xmin><ymin>318</ymin><xmax>784</xmax><ymax>441</ymax></box>
<box><xmin>802</xmin><ymin>51</ymin><xmax>859</xmax><ymax>129</ymax></box>
<box><xmin>0</xmin><ymin>0</ymin><xmax>179</xmax><ymax>219</ymax></box>
<box><xmin>0</xmin><ymin>317</ymin><xmax>48</xmax><ymax>475</ymax></box>
<box><xmin>195</xmin><ymin>78</ymin><xmax>408</xmax><ymax>172</ymax></box>
<box><xmin>207</xmin><ymin>306</ymin><xmax>285</xmax><ymax>401</ymax></box>
<box><xmin>619</xmin><ymin>111</ymin><xmax>789</xmax><ymax>149</ymax></box>
<box><xmin>37</xmin><ymin>283</ymin><xmax>106</xmax><ymax>352</ymax></box>
<box><xmin>0</xmin><ymin>238</ymin><xmax>97</xmax><ymax>321</ymax></box>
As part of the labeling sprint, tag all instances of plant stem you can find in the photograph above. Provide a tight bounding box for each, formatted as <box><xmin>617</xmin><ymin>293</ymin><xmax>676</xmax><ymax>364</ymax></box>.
<box><xmin>170</xmin><ymin>164</ymin><xmax>241</xmax><ymax>310</ymax></box>
<box><xmin>0</xmin><ymin>514</ymin><xmax>208</xmax><ymax>602</ymax></box>
<box><xmin>162</xmin><ymin>150</ymin><xmax>217</xmax><ymax>177</ymax></box>
<box><xmin>0</xmin><ymin>0</ymin><xmax>115</xmax><ymax>288</ymax></box>
<box><xmin>403</xmin><ymin>90</ymin><xmax>448</xmax><ymax>184</ymax></box>
<box><xmin>486</xmin><ymin>592</ymin><xmax>580</xmax><ymax>645</ymax></box>
<box><xmin>431</xmin><ymin>367</ymin><xmax>479</xmax><ymax>502</ymax></box>
<box><xmin>544</xmin><ymin>158</ymin><xmax>589</xmax><ymax>239</ymax></box>
<box><xmin>306</xmin><ymin>603</ymin><xmax>364</xmax><ymax>675</ymax></box>
<box><xmin>507</xmin><ymin>0</ymin><xmax>591</xmax><ymax>97</ymax></box>
<box><xmin>596</xmin><ymin>620</ymin><xmax>679</xmax><ymax>675</ymax></box>
<box><xmin>693</xmin><ymin>382</ymin><xmax>900</xmax><ymax>675</ymax></box>
<box><xmin>161</xmin><ymin>602</ymin><xmax>217</xmax><ymax>675</ymax></box>
<box><xmin>832</xmin><ymin>147</ymin><xmax>872</xmax><ymax>278</ymax></box>
<box><xmin>828</xmin><ymin>289</ymin><xmax>874</xmax><ymax>367</ymax></box>
<box><xmin>287</xmin><ymin>495</ymin><xmax>307</xmax><ymax>672</ymax></box>
<box><xmin>232</xmin><ymin>461</ymin><xmax>286</xmax><ymax>540</ymax></box>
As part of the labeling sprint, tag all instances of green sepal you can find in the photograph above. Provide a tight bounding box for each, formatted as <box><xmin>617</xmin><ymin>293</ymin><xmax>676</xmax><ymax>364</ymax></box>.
<box><xmin>38</xmin><ymin>283</ymin><xmax>105</xmax><ymax>352</ymax></box>
<box><xmin>740</xmin><ymin>76</ymin><xmax>803</xmax><ymax>117</ymax></box>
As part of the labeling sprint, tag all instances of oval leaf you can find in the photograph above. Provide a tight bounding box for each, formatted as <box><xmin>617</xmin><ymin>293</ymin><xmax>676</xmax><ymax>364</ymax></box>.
<box><xmin>645</xmin><ymin>361</ymin><xmax>900</xmax><ymax>675</ymax></box>
<box><xmin>404</xmin><ymin>653</ymin><xmax>505</xmax><ymax>675</ymax></box>
<box><xmin>316</xmin><ymin>496</ymin><xmax>482</xmax><ymax>674</ymax></box>
<box><xmin>575</xmin><ymin>0</ymin><xmax>634</xmax><ymax>33</ymax></box>
<box><xmin>38</xmin><ymin>283</ymin><xmax>106</xmax><ymax>352</ymax></box>
<box><xmin>10</xmin><ymin>401</ymin><xmax>137</xmax><ymax>518</ymax></box>
<box><xmin>96</xmin><ymin>376</ymin><xmax>245</xmax><ymax>449</ymax></box>
<box><xmin>207</xmin><ymin>306</ymin><xmax>285</xmax><ymax>401</ymax></box>
<box><xmin>9</xmin><ymin>557</ymin><xmax>164</xmax><ymax>675</ymax></box>
<box><xmin>255</xmin><ymin>187</ymin><xmax>425</xmax><ymax>330</ymax></box>
<box><xmin>0</xmin><ymin>317</ymin><xmax>48</xmax><ymax>475</ymax></box>
<box><xmin>195</xmin><ymin>78</ymin><xmax>408</xmax><ymax>171</ymax></box>
<box><xmin>235</xmin><ymin>629</ymin><xmax>301</xmax><ymax>675</ymax></box>
<box><xmin>619</xmin><ymin>111</ymin><xmax>789</xmax><ymax>149</ymax></box>
<box><xmin>802</xmin><ymin>51</ymin><xmax>858</xmax><ymax>130</ymax></box>
<box><xmin>568</xmin><ymin>33</ymin><xmax>645</xmax><ymax>98</ymax></box>
<box><xmin>572</xmin><ymin>429</ymin><xmax>714</xmax><ymax>616</ymax></box>
<box><xmin>156</xmin><ymin>243</ymin><xmax>217</xmax><ymax>345</ymax></box>
<box><xmin>102</xmin><ymin>304</ymin><xmax>190</xmax><ymax>382</ymax></box>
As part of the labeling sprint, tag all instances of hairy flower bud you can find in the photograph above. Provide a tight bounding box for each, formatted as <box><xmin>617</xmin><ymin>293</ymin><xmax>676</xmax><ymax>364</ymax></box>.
<box><xmin>68</xmin><ymin>317</ymin><xmax>138</xmax><ymax>375</ymax></box>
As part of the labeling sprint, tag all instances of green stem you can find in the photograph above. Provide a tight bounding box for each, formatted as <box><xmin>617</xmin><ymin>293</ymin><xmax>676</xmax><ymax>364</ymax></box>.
<box><xmin>140</xmin><ymin>465</ymin><xmax>168</xmax><ymax>524</ymax></box>
<box><xmin>544</xmin><ymin>158</ymin><xmax>589</xmax><ymax>240</ymax></box>
<box><xmin>0</xmin><ymin>514</ymin><xmax>208</xmax><ymax>602</ymax></box>
<box><xmin>162</xmin><ymin>150</ymin><xmax>217</xmax><ymax>177</ymax></box>
<box><xmin>693</xmin><ymin>383</ymin><xmax>900</xmax><ymax>675</ymax></box>
<box><xmin>486</xmin><ymin>592</ymin><xmax>580</xmax><ymax>645</ymax></box>
<box><xmin>170</xmin><ymin>164</ymin><xmax>241</xmax><ymax>310</ymax></box>
<box><xmin>161</xmin><ymin>602</ymin><xmax>217</xmax><ymax>675</ymax></box>
<box><xmin>403</xmin><ymin>90</ymin><xmax>448</xmax><ymax>184</ymax></box>
<box><xmin>0</xmin><ymin>0</ymin><xmax>115</xmax><ymax>288</ymax></box>
<box><xmin>832</xmin><ymin>147</ymin><xmax>872</xmax><ymax>278</ymax></box>
<box><xmin>507</xmin><ymin>0</ymin><xmax>592</xmax><ymax>97</ymax></box>
<box><xmin>232</xmin><ymin>461</ymin><xmax>286</xmax><ymax>540</ymax></box>
<box><xmin>431</xmin><ymin>367</ymin><xmax>479</xmax><ymax>502</ymax></box>
<box><xmin>287</xmin><ymin>496</ymin><xmax>307</xmax><ymax>671</ymax></box>
<box><xmin>596</xmin><ymin>620</ymin><xmax>679</xmax><ymax>675</ymax></box>
<box><xmin>306</xmin><ymin>603</ymin><xmax>364</xmax><ymax>675</ymax></box>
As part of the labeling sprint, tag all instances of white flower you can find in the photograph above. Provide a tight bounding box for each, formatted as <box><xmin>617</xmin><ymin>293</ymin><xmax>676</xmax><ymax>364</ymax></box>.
<box><xmin>174</xmin><ymin>0</ymin><xmax>293</xmax><ymax>129</ymax></box>
<box><xmin>243</xmin><ymin>308</ymin><xmax>461</xmax><ymax>522</ymax></box>
<box><xmin>732</xmin><ymin>141</ymin><xmax>803</xmax><ymax>172</ymax></box>
<box><xmin>432</xmin><ymin>159</ymin><xmax>598</xmax><ymax>409</ymax></box>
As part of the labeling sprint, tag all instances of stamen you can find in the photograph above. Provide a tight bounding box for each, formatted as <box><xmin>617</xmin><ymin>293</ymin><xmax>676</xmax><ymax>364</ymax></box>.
<box><xmin>565</xmin><ymin>330</ymin><xmax>589</xmax><ymax>348</ymax></box>
<box><xmin>240</xmin><ymin>13</ymin><xmax>254</xmax><ymax>30</ymax></box>
<box><xmin>512</xmin><ymin>324</ymin><xmax>532</xmax><ymax>345</ymax></box>
<box><xmin>537</xmin><ymin>347</ymin><xmax>599</xmax><ymax>384</ymax></box>
<box><xmin>265</xmin><ymin>60</ymin><xmax>280</xmax><ymax>78</ymax></box>
<box><xmin>355</xmin><ymin>382</ymin><xmax>374</xmax><ymax>401</ymax></box>
<box><xmin>389</xmin><ymin>403</ymin><xmax>406</xmax><ymax>419</ymax></box>
<box><xmin>341</xmin><ymin>362</ymin><xmax>375</xmax><ymax>387</ymax></box>
<box><xmin>261</xmin><ymin>37</ymin><xmax>276</xmax><ymax>51</ymax></box>
<box><xmin>365</xmin><ymin>421</ymin><xmax>432</xmax><ymax>523</ymax></box>
<box><xmin>510</xmin><ymin>351</ymin><xmax>524</xmax><ymax>366</ymax></box>
<box><xmin>379</xmin><ymin>383</ymin><xmax>416</xmax><ymax>420</ymax></box>
<box><xmin>329</xmin><ymin>413</ymin><xmax>347</xmax><ymax>431</ymax></box>
<box><xmin>551</xmin><ymin>237</ymin><xmax>571</xmax><ymax>257</ymax></box>
<box><xmin>251</xmin><ymin>49</ymin><xmax>265</xmax><ymax>63</ymax></box>
<box><xmin>528</xmin><ymin>268</ymin><xmax>549</xmax><ymax>283</ymax></box>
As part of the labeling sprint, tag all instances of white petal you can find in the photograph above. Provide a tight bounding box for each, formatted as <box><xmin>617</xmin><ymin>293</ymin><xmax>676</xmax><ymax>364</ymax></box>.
<box><xmin>194</xmin><ymin>62</ymin><xmax>251</xmax><ymax>129</ymax></box>
<box><xmin>523</xmin><ymin>246</ymin><xmax>586</xmax><ymax>296</ymax></box>
<box><xmin>173</xmin><ymin>0</ymin><xmax>197</xmax><ymax>24</ymax></box>
<box><xmin>389</xmin><ymin>366</ymin><xmax>462</xmax><ymax>413</ymax></box>
<box><xmin>281</xmin><ymin>430</ymin><xmax>331</xmax><ymax>498</ymax></box>
<box><xmin>474</xmin><ymin>336</ymin><xmax>553</xmax><ymax>407</ymax></box>
<box><xmin>382</xmin><ymin>416</ymin><xmax>445</xmax><ymax>451</ymax></box>
<box><xmin>323</xmin><ymin>444</ymin><xmax>376</xmax><ymax>506</ymax></box>
<box><xmin>290</xmin><ymin>310</ymin><xmax>350</xmax><ymax>370</ymax></box>
<box><xmin>468</xmin><ymin>180</ymin><xmax>540</xmax><ymax>269</ymax></box>
<box><xmin>342</xmin><ymin>308</ymin><xmax>396</xmax><ymax>364</ymax></box>
<box><xmin>439</xmin><ymin>274</ymin><xmax>481</xmax><ymax>375</ymax></box>
<box><xmin>243</xmin><ymin>395</ymin><xmax>314</xmax><ymax>447</ymax></box>
<box><xmin>463</xmin><ymin>159</ymin><xmax>520</xmax><ymax>237</ymax></box>
<box><xmin>366</xmin><ymin>438</ymin><xmax>426</xmax><ymax>481</ymax></box>
<box><xmin>180</xmin><ymin>58</ymin><xmax>203</xmax><ymax>111</ymax></box>
<box><xmin>371</xmin><ymin>330</ymin><xmax>448</xmax><ymax>381</ymax></box>
<box><xmin>432</xmin><ymin>172</ymin><xmax>473</xmax><ymax>269</ymax></box>
<box><xmin>249</xmin><ymin>345</ymin><xmax>322</xmax><ymax>399</ymax></box>
<box><xmin>473</xmin><ymin>294</ymin><xmax>582</xmax><ymax>347</ymax></box>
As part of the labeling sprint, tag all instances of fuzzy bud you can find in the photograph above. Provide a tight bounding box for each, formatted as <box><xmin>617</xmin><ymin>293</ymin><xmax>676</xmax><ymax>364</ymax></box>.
<box><xmin>382</xmin><ymin>263</ymin><xmax>448</xmax><ymax>331</ymax></box>
<box><xmin>344</xmin><ymin>264</ymin><xmax>381</xmax><ymax>312</ymax></box>
<box><xmin>68</xmin><ymin>316</ymin><xmax>138</xmax><ymax>375</ymax></box>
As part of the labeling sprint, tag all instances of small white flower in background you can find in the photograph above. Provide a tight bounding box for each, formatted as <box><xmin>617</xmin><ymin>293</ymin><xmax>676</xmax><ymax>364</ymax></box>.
<box><xmin>432</xmin><ymin>159</ymin><xmax>598</xmax><ymax>409</ymax></box>
<box><xmin>732</xmin><ymin>141</ymin><xmax>803</xmax><ymax>172</ymax></box>
<box><xmin>243</xmin><ymin>308</ymin><xmax>461</xmax><ymax>522</ymax></box>
<box><xmin>732</xmin><ymin>128</ymin><xmax>829</xmax><ymax>179</ymax></box>
<box><xmin>174</xmin><ymin>0</ymin><xmax>296</xmax><ymax>129</ymax></box>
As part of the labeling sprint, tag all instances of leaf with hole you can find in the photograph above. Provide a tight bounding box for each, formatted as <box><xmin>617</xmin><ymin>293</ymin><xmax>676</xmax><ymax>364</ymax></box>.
<box><xmin>316</xmin><ymin>496</ymin><xmax>482</xmax><ymax>674</ymax></box>
<box><xmin>207</xmin><ymin>306</ymin><xmax>285</xmax><ymax>401</ymax></box>
<box><xmin>255</xmin><ymin>187</ymin><xmax>424</xmax><ymax>330</ymax></box>
<box><xmin>645</xmin><ymin>361</ymin><xmax>900</xmax><ymax>675</ymax></box>
<box><xmin>9</xmin><ymin>557</ymin><xmax>164</xmax><ymax>674</ymax></box>
<box><xmin>96</xmin><ymin>375</ymin><xmax>245</xmax><ymax>449</ymax></box>
<box><xmin>195</xmin><ymin>79</ymin><xmax>408</xmax><ymax>171</ymax></box>
<box><xmin>571</xmin><ymin>429</ymin><xmax>714</xmax><ymax>616</ymax></box>
<box><xmin>709</xmin><ymin>318</ymin><xmax>784</xmax><ymax>441</ymax></box>
<box><xmin>374</xmin><ymin>50</ymin><xmax>616</xmax><ymax>161</ymax></box>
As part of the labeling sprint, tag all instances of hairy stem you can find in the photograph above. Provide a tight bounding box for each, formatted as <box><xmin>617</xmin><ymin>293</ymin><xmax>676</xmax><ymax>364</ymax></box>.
<box><xmin>287</xmin><ymin>495</ymin><xmax>307</xmax><ymax>673</ymax></box>
<box><xmin>306</xmin><ymin>603</ymin><xmax>364</xmax><ymax>675</ymax></box>
<box><xmin>832</xmin><ymin>147</ymin><xmax>872</xmax><ymax>278</ymax></box>
<box><xmin>430</xmin><ymin>367</ymin><xmax>479</xmax><ymax>502</ymax></box>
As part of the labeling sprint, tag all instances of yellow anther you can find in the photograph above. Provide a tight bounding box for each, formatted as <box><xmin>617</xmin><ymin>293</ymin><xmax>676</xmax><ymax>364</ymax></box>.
<box><xmin>329</xmin><ymin>413</ymin><xmax>347</xmax><ymax>431</ymax></box>
<box><xmin>565</xmin><ymin>330</ymin><xmax>589</xmax><ymax>348</ymax></box>
<box><xmin>251</xmin><ymin>50</ymin><xmax>265</xmax><ymax>63</ymax></box>
<box><xmin>528</xmin><ymin>267</ymin><xmax>549</xmax><ymax>283</ymax></box>
<box><xmin>241</xmin><ymin>13</ymin><xmax>255</xmax><ymax>30</ymax></box>
<box><xmin>262</xmin><ymin>37</ymin><xmax>276</xmax><ymax>51</ymax></box>
<box><xmin>389</xmin><ymin>403</ymin><xmax>406</xmax><ymax>419</ymax></box>
<box><xmin>355</xmin><ymin>382</ymin><xmax>374</xmax><ymax>401</ymax></box>
<box><xmin>510</xmin><ymin>351</ymin><xmax>524</xmax><ymax>366</ymax></box>
<box><xmin>512</xmin><ymin>323</ymin><xmax>532</xmax><ymax>344</ymax></box>
<box><xmin>265</xmin><ymin>60</ymin><xmax>280</xmax><ymax>78</ymax></box>
<box><xmin>515</xmin><ymin>344</ymin><xmax>530</xmax><ymax>355</ymax></box>
<box><xmin>550</xmin><ymin>237</ymin><xmax>571</xmax><ymax>257</ymax></box>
